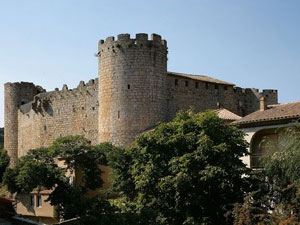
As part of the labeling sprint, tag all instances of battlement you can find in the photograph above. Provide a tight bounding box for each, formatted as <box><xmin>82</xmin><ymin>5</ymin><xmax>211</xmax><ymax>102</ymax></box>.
<box><xmin>98</xmin><ymin>33</ymin><xmax>167</xmax><ymax>54</ymax></box>
<box><xmin>262</xmin><ymin>89</ymin><xmax>278</xmax><ymax>94</ymax></box>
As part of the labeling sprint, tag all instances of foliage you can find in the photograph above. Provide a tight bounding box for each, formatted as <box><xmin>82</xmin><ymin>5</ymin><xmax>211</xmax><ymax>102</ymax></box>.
<box><xmin>109</xmin><ymin>110</ymin><xmax>252</xmax><ymax>225</ymax></box>
<box><xmin>263</xmin><ymin>125</ymin><xmax>300</xmax><ymax>187</ymax></box>
<box><xmin>0</xmin><ymin>149</ymin><xmax>9</xmax><ymax>183</ymax></box>
<box><xmin>3</xmin><ymin>136</ymin><xmax>113</xmax><ymax>220</ymax></box>
<box><xmin>234</xmin><ymin>124</ymin><xmax>300</xmax><ymax>224</ymax></box>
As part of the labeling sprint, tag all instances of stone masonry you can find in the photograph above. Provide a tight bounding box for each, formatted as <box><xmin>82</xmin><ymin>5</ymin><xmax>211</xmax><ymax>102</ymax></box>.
<box><xmin>4</xmin><ymin>33</ymin><xmax>278</xmax><ymax>166</ymax></box>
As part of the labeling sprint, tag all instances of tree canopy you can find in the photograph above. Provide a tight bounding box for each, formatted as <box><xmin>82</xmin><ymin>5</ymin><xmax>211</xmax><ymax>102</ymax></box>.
<box><xmin>108</xmin><ymin>110</ymin><xmax>252</xmax><ymax>225</ymax></box>
<box><xmin>3</xmin><ymin>136</ymin><xmax>114</xmax><ymax>221</ymax></box>
<box><xmin>234</xmin><ymin>124</ymin><xmax>300</xmax><ymax>225</ymax></box>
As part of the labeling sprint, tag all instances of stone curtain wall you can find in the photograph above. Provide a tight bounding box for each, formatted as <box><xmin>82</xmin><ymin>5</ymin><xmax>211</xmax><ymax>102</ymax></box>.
<box><xmin>167</xmin><ymin>75</ymin><xmax>278</xmax><ymax>120</ymax></box>
<box><xmin>234</xmin><ymin>88</ymin><xmax>278</xmax><ymax>116</ymax></box>
<box><xmin>98</xmin><ymin>33</ymin><xmax>168</xmax><ymax>147</ymax></box>
<box><xmin>167</xmin><ymin>75</ymin><xmax>237</xmax><ymax>120</ymax></box>
<box><xmin>17</xmin><ymin>80</ymin><xmax>98</xmax><ymax>157</ymax></box>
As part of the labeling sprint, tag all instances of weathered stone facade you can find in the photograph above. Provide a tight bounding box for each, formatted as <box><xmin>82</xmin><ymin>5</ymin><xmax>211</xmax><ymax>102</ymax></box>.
<box><xmin>4</xmin><ymin>33</ymin><xmax>278</xmax><ymax>166</ymax></box>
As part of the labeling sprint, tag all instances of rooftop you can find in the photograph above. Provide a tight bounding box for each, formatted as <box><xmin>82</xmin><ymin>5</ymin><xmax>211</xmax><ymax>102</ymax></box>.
<box><xmin>233</xmin><ymin>101</ymin><xmax>300</xmax><ymax>127</ymax></box>
<box><xmin>215</xmin><ymin>108</ymin><xmax>242</xmax><ymax>121</ymax></box>
<box><xmin>168</xmin><ymin>72</ymin><xmax>235</xmax><ymax>86</ymax></box>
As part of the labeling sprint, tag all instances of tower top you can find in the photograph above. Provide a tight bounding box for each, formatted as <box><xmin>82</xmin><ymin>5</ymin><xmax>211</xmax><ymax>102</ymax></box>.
<box><xmin>98</xmin><ymin>33</ymin><xmax>167</xmax><ymax>52</ymax></box>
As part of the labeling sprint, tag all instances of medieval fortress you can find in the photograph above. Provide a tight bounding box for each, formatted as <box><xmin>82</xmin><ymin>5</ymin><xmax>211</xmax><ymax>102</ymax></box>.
<box><xmin>4</xmin><ymin>33</ymin><xmax>278</xmax><ymax>167</ymax></box>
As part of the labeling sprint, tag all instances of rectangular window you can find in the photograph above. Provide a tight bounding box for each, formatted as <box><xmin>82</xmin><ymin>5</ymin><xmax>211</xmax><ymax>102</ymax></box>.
<box><xmin>37</xmin><ymin>195</ymin><xmax>42</xmax><ymax>207</ymax></box>
<box><xmin>205</xmin><ymin>83</ymin><xmax>209</xmax><ymax>89</ymax></box>
<box><xmin>118</xmin><ymin>110</ymin><xmax>120</xmax><ymax>119</ymax></box>
<box><xmin>30</xmin><ymin>195</ymin><xmax>34</xmax><ymax>207</ymax></box>
<box><xmin>175</xmin><ymin>79</ymin><xmax>178</xmax><ymax>86</ymax></box>
<box><xmin>224</xmin><ymin>86</ymin><xmax>228</xmax><ymax>90</ymax></box>
<box><xmin>195</xmin><ymin>82</ymin><xmax>199</xmax><ymax>89</ymax></box>
<box><xmin>127</xmin><ymin>84</ymin><xmax>130</xmax><ymax>89</ymax></box>
<box><xmin>215</xmin><ymin>84</ymin><xmax>218</xmax><ymax>90</ymax></box>
<box><xmin>185</xmin><ymin>81</ymin><xmax>189</xmax><ymax>87</ymax></box>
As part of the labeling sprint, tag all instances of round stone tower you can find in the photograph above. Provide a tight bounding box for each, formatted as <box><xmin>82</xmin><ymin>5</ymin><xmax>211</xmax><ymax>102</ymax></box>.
<box><xmin>98</xmin><ymin>33</ymin><xmax>168</xmax><ymax>146</ymax></box>
<box><xmin>4</xmin><ymin>82</ymin><xmax>42</xmax><ymax>167</ymax></box>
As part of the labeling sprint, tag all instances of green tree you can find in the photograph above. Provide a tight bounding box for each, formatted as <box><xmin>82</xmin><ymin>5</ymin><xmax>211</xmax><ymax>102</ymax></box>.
<box><xmin>0</xmin><ymin>149</ymin><xmax>9</xmax><ymax>183</ymax></box>
<box><xmin>3</xmin><ymin>136</ymin><xmax>113</xmax><ymax>221</ymax></box>
<box><xmin>109</xmin><ymin>110</ymin><xmax>252</xmax><ymax>225</ymax></box>
<box><xmin>234</xmin><ymin>125</ymin><xmax>300</xmax><ymax>225</ymax></box>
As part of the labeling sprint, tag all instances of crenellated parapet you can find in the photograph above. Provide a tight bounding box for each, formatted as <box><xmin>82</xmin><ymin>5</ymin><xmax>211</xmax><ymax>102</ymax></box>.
<box><xmin>18</xmin><ymin>78</ymin><xmax>99</xmax><ymax>115</ymax></box>
<box><xmin>233</xmin><ymin>87</ymin><xmax>278</xmax><ymax>116</ymax></box>
<box><xmin>97</xmin><ymin>33</ymin><xmax>167</xmax><ymax>57</ymax></box>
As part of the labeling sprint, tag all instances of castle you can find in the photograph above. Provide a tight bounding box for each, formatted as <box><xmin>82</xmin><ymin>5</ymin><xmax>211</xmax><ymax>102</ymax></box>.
<box><xmin>4</xmin><ymin>33</ymin><xmax>278</xmax><ymax>167</ymax></box>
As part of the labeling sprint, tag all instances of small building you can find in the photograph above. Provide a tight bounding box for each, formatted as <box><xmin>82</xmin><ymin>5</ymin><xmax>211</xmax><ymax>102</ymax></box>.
<box><xmin>215</xmin><ymin>108</ymin><xmax>242</xmax><ymax>124</ymax></box>
<box><xmin>233</xmin><ymin>98</ymin><xmax>300</xmax><ymax>168</ymax></box>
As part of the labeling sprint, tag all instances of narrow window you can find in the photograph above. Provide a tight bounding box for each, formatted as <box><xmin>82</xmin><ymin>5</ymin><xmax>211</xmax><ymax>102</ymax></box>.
<box><xmin>215</xmin><ymin>84</ymin><xmax>218</xmax><ymax>90</ymax></box>
<box><xmin>118</xmin><ymin>110</ymin><xmax>120</xmax><ymax>119</ymax></box>
<box><xmin>37</xmin><ymin>195</ymin><xmax>42</xmax><ymax>207</ymax></box>
<box><xmin>205</xmin><ymin>83</ymin><xmax>209</xmax><ymax>89</ymax></box>
<box><xmin>92</xmin><ymin>107</ymin><xmax>95</xmax><ymax>111</ymax></box>
<box><xmin>185</xmin><ymin>81</ymin><xmax>189</xmax><ymax>87</ymax></box>
<box><xmin>127</xmin><ymin>84</ymin><xmax>130</xmax><ymax>89</ymax></box>
<box><xmin>195</xmin><ymin>82</ymin><xmax>199</xmax><ymax>89</ymax></box>
<box><xmin>224</xmin><ymin>86</ymin><xmax>228</xmax><ymax>91</ymax></box>
<box><xmin>175</xmin><ymin>79</ymin><xmax>178</xmax><ymax>86</ymax></box>
<box><xmin>44</xmin><ymin>125</ymin><xmax>47</xmax><ymax>131</ymax></box>
<box><xmin>30</xmin><ymin>195</ymin><xmax>35</xmax><ymax>207</ymax></box>
<box><xmin>82</xmin><ymin>107</ymin><xmax>85</xmax><ymax>110</ymax></box>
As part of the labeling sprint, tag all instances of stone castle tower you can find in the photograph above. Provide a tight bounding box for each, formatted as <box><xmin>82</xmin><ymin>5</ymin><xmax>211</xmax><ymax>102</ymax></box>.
<box><xmin>4</xmin><ymin>83</ymin><xmax>43</xmax><ymax>166</ymax></box>
<box><xmin>98</xmin><ymin>33</ymin><xmax>168</xmax><ymax>146</ymax></box>
<box><xmin>4</xmin><ymin>33</ymin><xmax>278</xmax><ymax>167</ymax></box>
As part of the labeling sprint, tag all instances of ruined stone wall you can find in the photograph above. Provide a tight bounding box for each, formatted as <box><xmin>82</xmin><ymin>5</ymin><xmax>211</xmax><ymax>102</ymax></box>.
<box><xmin>17</xmin><ymin>79</ymin><xmax>98</xmax><ymax>157</ymax></box>
<box><xmin>98</xmin><ymin>33</ymin><xmax>168</xmax><ymax>147</ymax></box>
<box><xmin>4</xmin><ymin>82</ymin><xmax>43</xmax><ymax>167</ymax></box>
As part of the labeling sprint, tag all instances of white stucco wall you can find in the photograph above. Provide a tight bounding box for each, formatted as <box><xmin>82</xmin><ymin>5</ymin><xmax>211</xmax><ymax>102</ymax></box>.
<box><xmin>241</xmin><ymin>123</ymin><xmax>292</xmax><ymax>167</ymax></box>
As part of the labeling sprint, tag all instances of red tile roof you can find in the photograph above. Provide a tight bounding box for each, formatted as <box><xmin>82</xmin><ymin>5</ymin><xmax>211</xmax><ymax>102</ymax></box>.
<box><xmin>233</xmin><ymin>101</ymin><xmax>300</xmax><ymax>126</ymax></box>
<box><xmin>168</xmin><ymin>72</ymin><xmax>235</xmax><ymax>86</ymax></box>
<box><xmin>215</xmin><ymin>108</ymin><xmax>242</xmax><ymax>121</ymax></box>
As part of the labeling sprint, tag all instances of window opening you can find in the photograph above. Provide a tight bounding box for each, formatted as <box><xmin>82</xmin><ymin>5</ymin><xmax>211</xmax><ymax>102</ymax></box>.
<box><xmin>37</xmin><ymin>195</ymin><xmax>42</xmax><ymax>207</ymax></box>
<box><xmin>30</xmin><ymin>195</ymin><xmax>34</xmax><ymax>207</ymax></box>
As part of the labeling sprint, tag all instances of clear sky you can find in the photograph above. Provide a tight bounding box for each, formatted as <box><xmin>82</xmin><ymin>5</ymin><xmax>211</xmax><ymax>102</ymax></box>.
<box><xmin>0</xmin><ymin>0</ymin><xmax>299</xmax><ymax>127</ymax></box>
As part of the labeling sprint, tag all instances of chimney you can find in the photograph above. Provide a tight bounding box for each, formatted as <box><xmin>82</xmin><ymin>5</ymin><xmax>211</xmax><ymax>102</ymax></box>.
<box><xmin>260</xmin><ymin>97</ymin><xmax>267</xmax><ymax>111</ymax></box>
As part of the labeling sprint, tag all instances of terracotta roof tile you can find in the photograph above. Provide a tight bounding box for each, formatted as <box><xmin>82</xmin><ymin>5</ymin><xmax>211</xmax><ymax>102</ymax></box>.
<box><xmin>215</xmin><ymin>108</ymin><xmax>242</xmax><ymax>121</ymax></box>
<box><xmin>168</xmin><ymin>72</ymin><xmax>235</xmax><ymax>86</ymax></box>
<box><xmin>233</xmin><ymin>101</ymin><xmax>300</xmax><ymax>126</ymax></box>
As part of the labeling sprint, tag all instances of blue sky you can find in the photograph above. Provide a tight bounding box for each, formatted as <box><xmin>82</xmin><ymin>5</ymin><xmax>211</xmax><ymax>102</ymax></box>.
<box><xmin>0</xmin><ymin>0</ymin><xmax>299</xmax><ymax>127</ymax></box>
